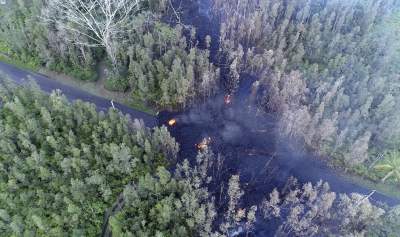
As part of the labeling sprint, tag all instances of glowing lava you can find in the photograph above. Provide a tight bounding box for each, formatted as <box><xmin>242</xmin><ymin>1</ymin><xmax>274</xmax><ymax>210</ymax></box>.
<box><xmin>224</xmin><ymin>94</ymin><xmax>232</xmax><ymax>105</ymax></box>
<box><xmin>168</xmin><ymin>119</ymin><xmax>177</xmax><ymax>126</ymax></box>
<box><xmin>196</xmin><ymin>137</ymin><xmax>212</xmax><ymax>150</ymax></box>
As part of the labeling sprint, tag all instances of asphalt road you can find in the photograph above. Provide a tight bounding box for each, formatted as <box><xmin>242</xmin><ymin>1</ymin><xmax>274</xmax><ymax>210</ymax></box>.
<box><xmin>0</xmin><ymin>61</ymin><xmax>157</xmax><ymax>128</ymax></box>
<box><xmin>1</xmin><ymin>60</ymin><xmax>399</xmax><ymax>234</ymax></box>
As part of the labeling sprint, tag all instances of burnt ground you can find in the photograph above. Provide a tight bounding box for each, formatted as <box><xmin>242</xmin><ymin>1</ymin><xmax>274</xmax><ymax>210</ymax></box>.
<box><xmin>3</xmin><ymin>58</ymin><xmax>399</xmax><ymax>236</ymax></box>
<box><xmin>158</xmin><ymin>73</ymin><xmax>400</xmax><ymax>236</ymax></box>
<box><xmin>164</xmin><ymin>1</ymin><xmax>400</xmax><ymax>235</ymax></box>
<box><xmin>1</xmin><ymin>1</ymin><xmax>399</xmax><ymax>236</ymax></box>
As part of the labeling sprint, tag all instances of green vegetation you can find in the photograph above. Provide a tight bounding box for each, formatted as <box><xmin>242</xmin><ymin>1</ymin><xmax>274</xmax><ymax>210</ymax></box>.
<box><xmin>368</xmin><ymin>205</ymin><xmax>400</xmax><ymax>237</ymax></box>
<box><xmin>124</xmin><ymin>96</ymin><xmax>158</xmax><ymax>116</ymax></box>
<box><xmin>0</xmin><ymin>40</ymin><xmax>40</xmax><ymax>71</ymax></box>
<box><xmin>213</xmin><ymin>0</ymin><xmax>400</xmax><ymax>185</ymax></box>
<box><xmin>261</xmin><ymin>178</ymin><xmax>386</xmax><ymax>236</ymax></box>
<box><xmin>0</xmin><ymin>0</ymin><xmax>218</xmax><ymax>110</ymax></box>
<box><xmin>375</xmin><ymin>151</ymin><xmax>400</xmax><ymax>183</ymax></box>
<box><xmin>0</xmin><ymin>53</ymin><xmax>39</xmax><ymax>72</ymax></box>
<box><xmin>109</xmin><ymin>167</ymin><xmax>216</xmax><ymax>236</ymax></box>
<box><xmin>0</xmin><ymin>79</ymin><xmax>398</xmax><ymax>236</ymax></box>
<box><xmin>0</xmin><ymin>85</ymin><xmax>253</xmax><ymax>236</ymax></box>
<box><xmin>0</xmin><ymin>41</ymin><xmax>9</xmax><ymax>54</ymax></box>
<box><xmin>118</xmin><ymin>21</ymin><xmax>219</xmax><ymax>109</ymax></box>
<box><xmin>0</xmin><ymin>79</ymin><xmax>179</xmax><ymax>235</ymax></box>
<box><xmin>1</xmin><ymin>0</ymin><xmax>400</xmax><ymax>235</ymax></box>
<box><xmin>0</xmin><ymin>1</ymin><xmax>97</xmax><ymax>81</ymax></box>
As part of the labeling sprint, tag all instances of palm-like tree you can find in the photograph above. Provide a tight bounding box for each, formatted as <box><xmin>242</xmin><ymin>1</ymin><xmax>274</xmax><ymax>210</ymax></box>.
<box><xmin>374</xmin><ymin>151</ymin><xmax>400</xmax><ymax>183</ymax></box>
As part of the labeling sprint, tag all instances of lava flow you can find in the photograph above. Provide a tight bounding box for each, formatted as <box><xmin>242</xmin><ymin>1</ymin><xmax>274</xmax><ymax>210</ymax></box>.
<box><xmin>158</xmin><ymin>83</ymin><xmax>400</xmax><ymax>236</ymax></box>
<box><xmin>196</xmin><ymin>137</ymin><xmax>212</xmax><ymax>150</ymax></box>
<box><xmin>224</xmin><ymin>94</ymin><xmax>232</xmax><ymax>105</ymax></box>
<box><xmin>168</xmin><ymin>119</ymin><xmax>177</xmax><ymax>126</ymax></box>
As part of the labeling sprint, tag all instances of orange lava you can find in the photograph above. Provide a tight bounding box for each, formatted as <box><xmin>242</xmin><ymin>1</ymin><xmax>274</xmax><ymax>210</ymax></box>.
<box><xmin>196</xmin><ymin>137</ymin><xmax>212</xmax><ymax>150</ymax></box>
<box><xmin>168</xmin><ymin>119</ymin><xmax>177</xmax><ymax>126</ymax></box>
<box><xmin>224</xmin><ymin>94</ymin><xmax>232</xmax><ymax>105</ymax></box>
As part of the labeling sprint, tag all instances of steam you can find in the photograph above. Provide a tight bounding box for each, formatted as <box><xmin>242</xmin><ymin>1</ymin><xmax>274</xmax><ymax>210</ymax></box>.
<box><xmin>221</xmin><ymin>122</ymin><xmax>242</xmax><ymax>143</ymax></box>
<box><xmin>161</xmin><ymin>1</ymin><xmax>400</xmax><ymax>235</ymax></box>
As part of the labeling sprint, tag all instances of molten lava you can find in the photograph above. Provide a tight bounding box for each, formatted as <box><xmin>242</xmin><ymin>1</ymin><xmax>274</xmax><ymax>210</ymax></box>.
<box><xmin>168</xmin><ymin>119</ymin><xmax>177</xmax><ymax>126</ymax></box>
<box><xmin>224</xmin><ymin>94</ymin><xmax>232</xmax><ymax>105</ymax></box>
<box><xmin>196</xmin><ymin>137</ymin><xmax>212</xmax><ymax>150</ymax></box>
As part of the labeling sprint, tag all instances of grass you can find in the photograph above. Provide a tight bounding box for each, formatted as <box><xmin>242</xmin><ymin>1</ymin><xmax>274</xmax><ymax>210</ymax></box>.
<box><xmin>0</xmin><ymin>41</ymin><xmax>41</xmax><ymax>71</ymax></box>
<box><xmin>125</xmin><ymin>97</ymin><xmax>157</xmax><ymax>116</ymax></box>
<box><xmin>343</xmin><ymin>169</ymin><xmax>400</xmax><ymax>200</ymax></box>
<box><xmin>0</xmin><ymin>53</ymin><xmax>39</xmax><ymax>72</ymax></box>
<box><xmin>329</xmin><ymin>152</ymin><xmax>400</xmax><ymax>200</ymax></box>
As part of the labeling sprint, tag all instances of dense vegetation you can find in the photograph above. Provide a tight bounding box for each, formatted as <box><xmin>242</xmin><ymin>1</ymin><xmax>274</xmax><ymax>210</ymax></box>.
<box><xmin>1</xmin><ymin>0</ymin><xmax>399</xmax><ymax>175</ymax></box>
<box><xmin>109</xmin><ymin>19</ymin><xmax>219</xmax><ymax>108</ymax></box>
<box><xmin>0</xmin><ymin>80</ymin><xmax>399</xmax><ymax>236</ymax></box>
<box><xmin>0</xmin><ymin>0</ymin><xmax>97</xmax><ymax>80</ymax></box>
<box><xmin>0</xmin><ymin>0</ymin><xmax>218</xmax><ymax>109</ymax></box>
<box><xmin>0</xmin><ymin>82</ymin><xmax>255</xmax><ymax>236</ymax></box>
<box><xmin>3</xmin><ymin>0</ymin><xmax>398</xmax><ymax>173</ymax></box>
<box><xmin>212</xmin><ymin>0</ymin><xmax>400</xmax><ymax>183</ymax></box>
<box><xmin>1</xmin><ymin>0</ymin><xmax>400</xmax><ymax>236</ymax></box>
<box><xmin>262</xmin><ymin>178</ymin><xmax>386</xmax><ymax>236</ymax></box>
<box><xmin>0</xmin><ymin>79</ymin><xmax>180</xmax><ymax>235</ymax></box>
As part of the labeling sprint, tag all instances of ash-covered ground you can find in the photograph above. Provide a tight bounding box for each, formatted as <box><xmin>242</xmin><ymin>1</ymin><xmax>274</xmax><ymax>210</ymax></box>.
<box><xmin>157</xmin><ymin>1</ymin><xmax>400</xmax><ymax>236</ymax></box>
<box><xmin>158</xmin><ymin>76</ymin><xmax>399</xmax><ymax>236</ymax></box>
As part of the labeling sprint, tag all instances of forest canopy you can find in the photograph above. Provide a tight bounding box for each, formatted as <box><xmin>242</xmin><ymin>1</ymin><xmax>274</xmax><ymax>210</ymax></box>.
<box><xmin>0</xmin><ymin>79</ymin><xmax>181</xmax><ymax>235</ymax></box>
<box><xmin>1</xmin><ymin>0</ymin><xmax>400</xmax><ymax>236</ymax></box>
<box><xmin>0</xmin><ymin>0</ymin><xmax>217</xmax><ymax>109</ymax></box>
<box><xmin>212</xmin><ymin>0</ymin><xmax>400</xmax><ymax>174</ymax></box>
<box><xmin>1</xmin><ymin>0</ymin><xmax>399</xmax><ymax>161</ymax></box>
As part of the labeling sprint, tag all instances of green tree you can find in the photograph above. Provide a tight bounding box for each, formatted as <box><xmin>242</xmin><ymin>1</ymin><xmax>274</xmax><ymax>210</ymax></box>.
<box><xmin>375</xmin><ymin>151</ymin><xmax>400</xmax><ymax>183</ymax></box>
<box><xmin>261</xmin><ymin>178</ymin><xmax>385</xmax><ymax>236</ymax></box>
<box><xmin>0</xmin><ymin>80</ymin><xmax>175</xmax><ymax>236</ymax></box>
<box><xmin>213</xmin><ymin>0</ymin><xmax>400</xmax><ymax>169</ymax></box>
<box><xmin>108</xmin><ymin>167</ymin><xmax>217</xmax><ymax>237</ymax></box>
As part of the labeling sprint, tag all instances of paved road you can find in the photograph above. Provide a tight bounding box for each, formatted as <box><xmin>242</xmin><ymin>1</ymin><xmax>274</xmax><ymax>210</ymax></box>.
<box><xmin>1</xmin><ymin>61</ymin><xmax>399</xmax><ymax>234</ymax></box>
<box><xmin>0</xmin><ymin>61</ymin><xmax>158</xmax><ymax>128</ymax></box>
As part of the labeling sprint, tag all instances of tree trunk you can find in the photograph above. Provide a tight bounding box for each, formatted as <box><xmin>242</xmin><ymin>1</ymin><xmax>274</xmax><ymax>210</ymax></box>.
<box><xmin>104</xmin><ymin>35</ymin><xmax>118</xmax><ymax>72</ymax></box>
<box><xmin>80</xmin><ymin>45</ymin><xmax>87</xmax><ymax>64</ymax></box>
<box><xmin>381</xmin><ymin>170</ymin><xmax>394</xmax><ymax>183</ymax></box>
<box><xmin>106</xmin><ymin>45</ymin><xmax>117</xmax><ymax>71</ymax></box>
<box><xmin>101</xmin><ymin>192</ymin><xmax>126</xmax><ymax>237</ymax></box>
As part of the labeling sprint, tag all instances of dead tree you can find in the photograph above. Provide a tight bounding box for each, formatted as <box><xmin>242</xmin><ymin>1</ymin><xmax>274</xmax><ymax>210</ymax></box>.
<box><xmin>43</xmin><ymin>0</ymin><xmax>142</xmax><ymax>71</ymax></box>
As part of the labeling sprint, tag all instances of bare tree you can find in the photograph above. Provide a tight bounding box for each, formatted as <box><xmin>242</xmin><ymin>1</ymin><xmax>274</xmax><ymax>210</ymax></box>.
<box><xmin>43</xmin><ymin>0</ymin><xmax>142</xmax><ymax>70</ymax></box>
